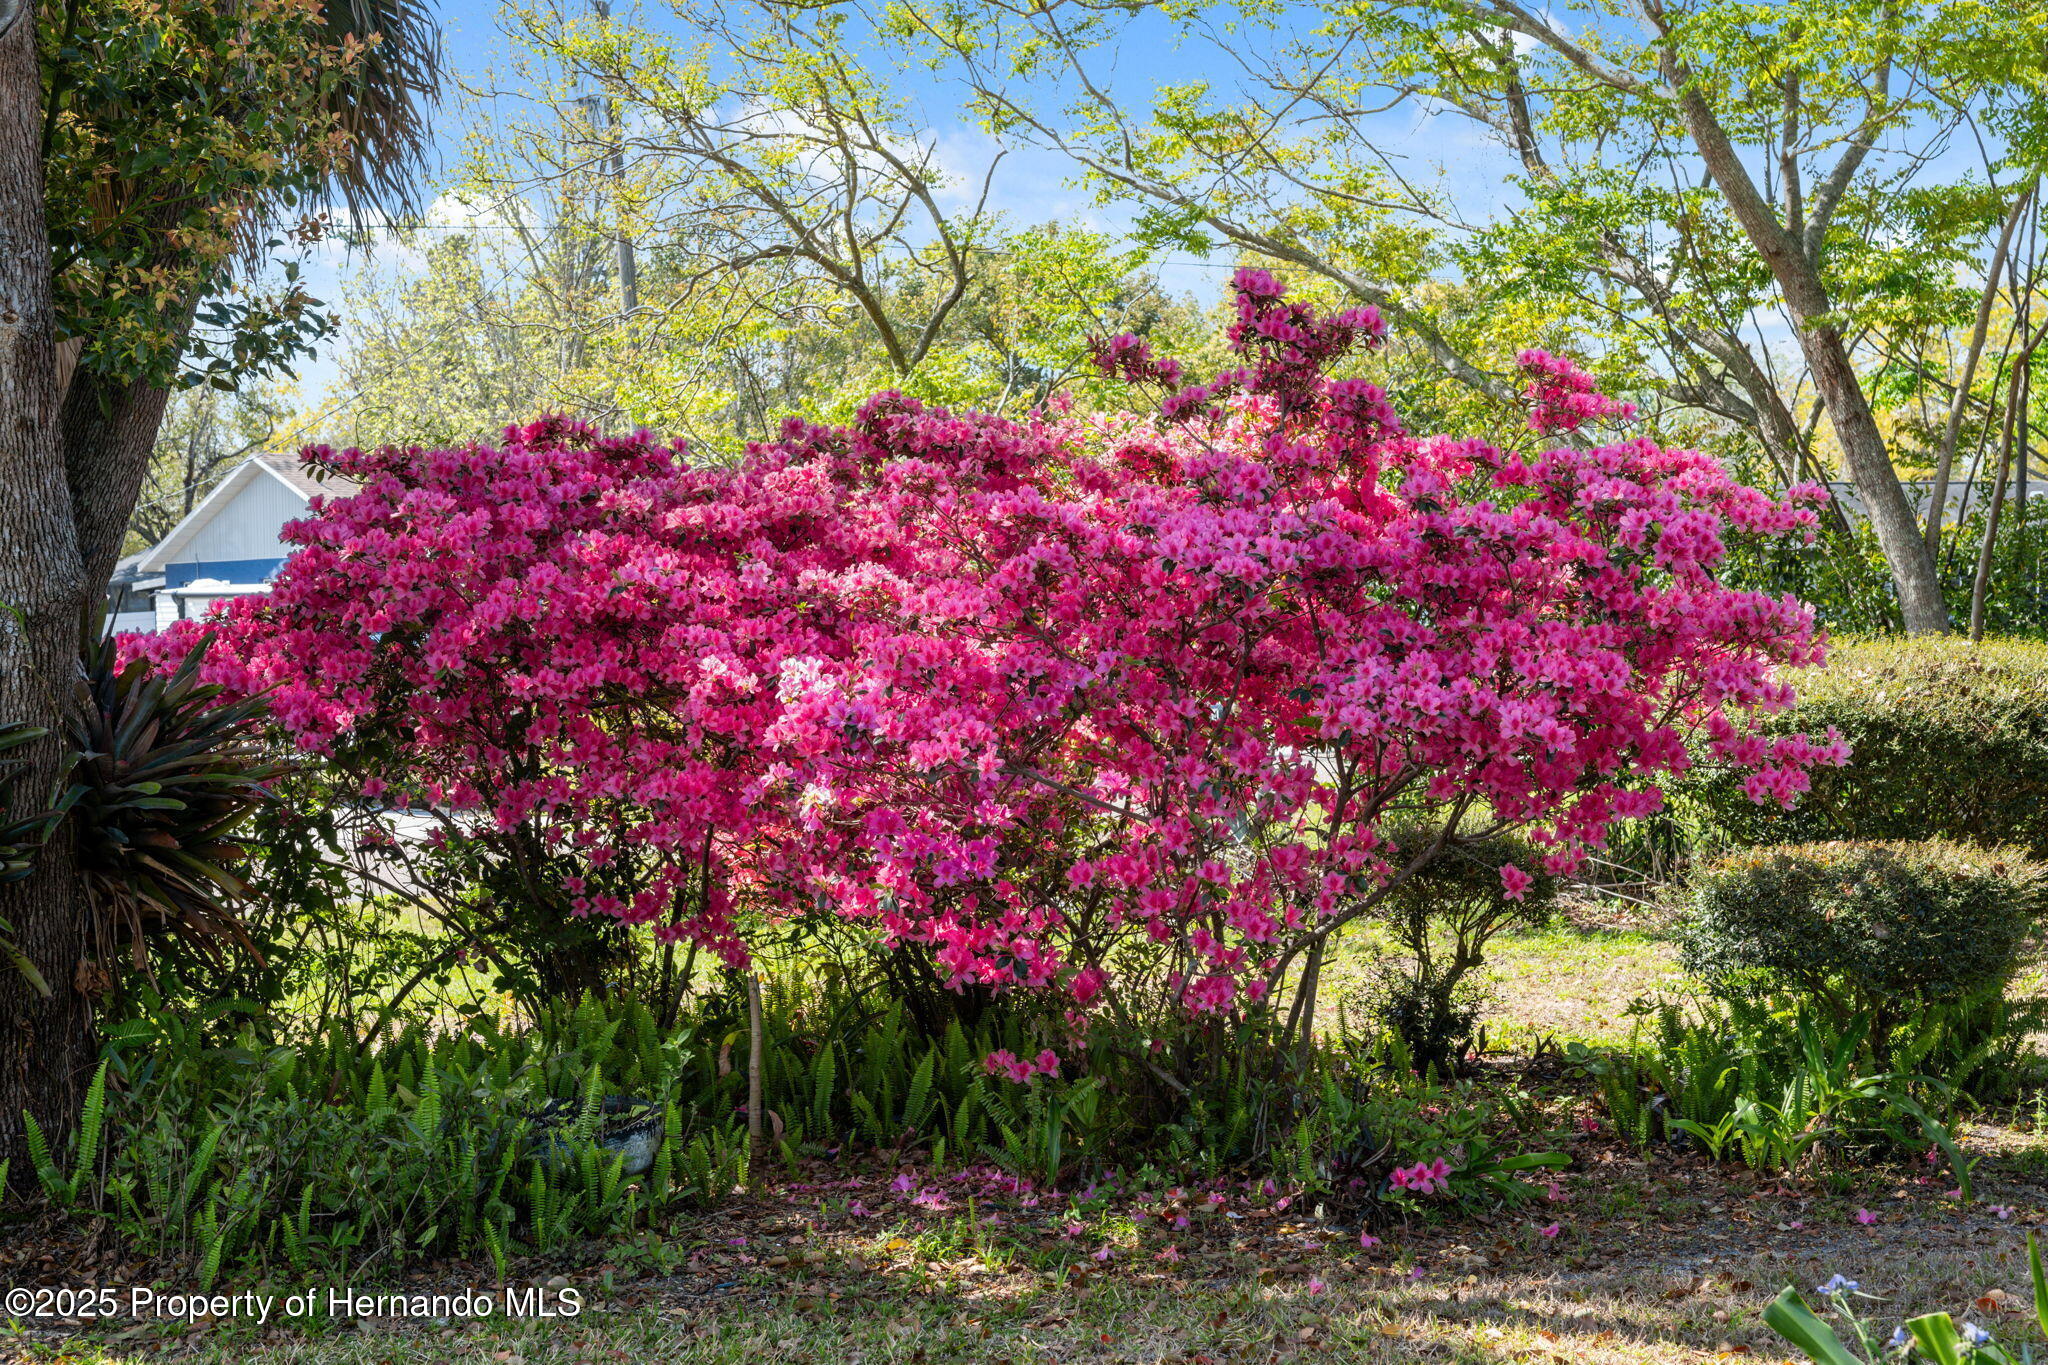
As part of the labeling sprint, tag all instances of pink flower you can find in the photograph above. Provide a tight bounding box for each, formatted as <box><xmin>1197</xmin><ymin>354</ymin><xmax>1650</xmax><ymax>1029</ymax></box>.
<box><xmin>1092</xmin><ymin>1245</ymin><xmax>1113</xmax><ymax>1263</ymax></box>
<box><xmin>139</xmin><ymin>272</ymin><xmax>1830</xmax><ymax>1053</ymax></box>
<box><xmin>1306</xmin><ymin>1278</ymin><xmax>1326</xmax><ymax>1296</ymax></box>
<box><xmin>1389</xmin><ymin>1158</ymin><xmax>1454</xmax><ymax>1196</ymax></box>
<box><xmin>1539</xmin><ymin>1224</ymin><xmax>1560</xmax><ymax>1239</ymax></box>
<box><xmin>1154</xmin><ymin>1245</ymin><xmax>1182</xmax><ymax>1264</ymax></box>
<box><xmin>1359</xmin><ymin>1230</ymin><xmax>1381</xmax><ymax>1249</ymax></box>
<box><xmin>1069</xmin><ymin>966</ymin><xmax>1108</xmax><ymax>1006</ymax></box>
<box><xmin>1853</xmin><ymin>1209</ymin><xmax>1877</xmax><ymax>1225</ymax></box>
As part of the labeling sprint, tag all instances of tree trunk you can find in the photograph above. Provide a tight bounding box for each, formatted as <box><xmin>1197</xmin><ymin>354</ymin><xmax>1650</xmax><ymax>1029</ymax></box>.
<box><xmin>1976</xmin><ymin>325</ymin><xmax>2048</xmax><ymax>640</ymax></box>
<box><xmin>0</xmin><ymin>6</ymin><xmax>95</xmax><ymax>1178</ymax></box>
<box><xmin>1290</xmin><ymin>938</ymin><xmax>1321</xmax><ymax>1072</ymax></box>
<box><xmin>1665</xmin><ymin>74</ymin><xmax>1952</xmax><ymax>634</ymax></box>
<box><xmin>61</xmin><ymin>365</ymin><xmax>179</xmax><ymax>594</ymax></box>
<box><xmin>1794</xmin><ymin>321</ymin><xmax>1953</xmax><ymax>633</ymax></box>
<box><xmin>1968</xmin><ymin>407</ymin><xmax>2012</xmax><ymax>644</ymax></box>
<box><xmin>1928</xmin><ymin>182</ymin><xmax>2034</xmax><ymax>555</ymax></box>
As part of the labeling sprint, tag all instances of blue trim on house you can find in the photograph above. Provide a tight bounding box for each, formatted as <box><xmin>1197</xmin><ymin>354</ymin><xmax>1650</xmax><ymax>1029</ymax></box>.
<box><xmin>163</xmin><ymin>557</ymin><xmax>286</xmax><ymax>589</ymax></box>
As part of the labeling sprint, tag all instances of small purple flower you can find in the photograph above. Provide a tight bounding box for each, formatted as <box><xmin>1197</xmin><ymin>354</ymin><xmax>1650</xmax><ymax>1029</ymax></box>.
<box><xmin>1816</xmin><ymin>1275</ymin><xmax>1859</xmax><ymax>1296</ymax></box>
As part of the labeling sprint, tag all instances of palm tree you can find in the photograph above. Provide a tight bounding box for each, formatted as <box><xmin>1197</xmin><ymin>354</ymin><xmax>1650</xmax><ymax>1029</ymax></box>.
<box><xmin>320</xmin><ymin>0</ymin><xmax>444</xmax><ymax>224</ymax></box>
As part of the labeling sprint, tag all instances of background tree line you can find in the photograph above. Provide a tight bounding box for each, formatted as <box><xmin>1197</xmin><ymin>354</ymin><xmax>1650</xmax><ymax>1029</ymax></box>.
<box><xmin>204</xmin><ymin>0</ymin><xmax>2048</xmax><ymax>635</ymax></box>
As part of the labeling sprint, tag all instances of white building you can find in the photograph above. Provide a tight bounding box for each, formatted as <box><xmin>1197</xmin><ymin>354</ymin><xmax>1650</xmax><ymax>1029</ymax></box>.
<box><xmin>108</xmin><ymin>454</ymin><xmax>358</xmax><ymax>633</ymax></box>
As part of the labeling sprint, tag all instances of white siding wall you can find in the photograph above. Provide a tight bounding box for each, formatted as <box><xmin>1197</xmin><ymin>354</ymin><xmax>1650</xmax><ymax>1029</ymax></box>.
<box><xmin>176</xmin><ymin>473</ymin><xmax>307</xmax><ymax>562</ymax></box>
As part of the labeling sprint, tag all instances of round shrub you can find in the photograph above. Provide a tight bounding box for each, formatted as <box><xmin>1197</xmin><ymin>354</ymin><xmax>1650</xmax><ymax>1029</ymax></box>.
<box><xmin>1368</xmin><ymin>830</ymin><xmax>1557</xmax><ymax>1074</ymax></box>
<box><xmin>1679</xmin><ymin>839</ymin><xmax>2047</xmax><ymax>1030</ymax></box>
<box><xmin>1681</xmin><ymin>639</ymin><xmax>2048</xmax><ymax>856</ymax></box>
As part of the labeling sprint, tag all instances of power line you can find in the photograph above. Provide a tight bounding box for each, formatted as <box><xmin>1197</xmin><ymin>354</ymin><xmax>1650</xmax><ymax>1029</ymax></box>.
<box><xmin>323</xmin><ymin>220</ymin><xmax>1254</xmax><ymax>269</ymax></box>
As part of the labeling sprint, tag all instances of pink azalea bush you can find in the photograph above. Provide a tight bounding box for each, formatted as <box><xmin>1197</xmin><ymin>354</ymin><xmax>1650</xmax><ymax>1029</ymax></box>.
<box><xmin>138</xmin><ymin>268</ymin><xmax>1842</xmax><ymax>1030</ymax></box>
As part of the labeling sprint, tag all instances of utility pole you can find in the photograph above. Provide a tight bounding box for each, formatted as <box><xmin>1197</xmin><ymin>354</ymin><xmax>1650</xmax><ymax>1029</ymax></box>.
<box><xmin>591</xmin><ymin>0</ymin><xmax>638</xmax><ymax>318</ymax></box>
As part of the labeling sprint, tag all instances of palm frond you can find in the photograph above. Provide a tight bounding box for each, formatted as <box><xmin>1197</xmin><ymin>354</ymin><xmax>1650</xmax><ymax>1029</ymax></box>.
<box><xmin>319</xmin><ymin>0</ymin><xmax>444</xmax><ymax>222</ymax></box>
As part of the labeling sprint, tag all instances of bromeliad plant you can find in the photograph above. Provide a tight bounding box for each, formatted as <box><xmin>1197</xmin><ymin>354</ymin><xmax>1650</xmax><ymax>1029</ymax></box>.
<box><xmin>69</xmin><ymin>624</ymin><xmax>282</xmax><ymax>979</ymax></box>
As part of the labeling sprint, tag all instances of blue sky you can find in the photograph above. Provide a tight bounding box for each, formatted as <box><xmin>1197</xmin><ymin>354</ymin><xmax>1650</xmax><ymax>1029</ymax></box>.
<box><xmin>281</xmin><ymin>0</ymin><xmax>2004</xmax><ymax>431</ymax></box>
<box><xmin>285</xmin><ymin>0</ymin><xmax>1509</xmax><ymax>417</ymax></box>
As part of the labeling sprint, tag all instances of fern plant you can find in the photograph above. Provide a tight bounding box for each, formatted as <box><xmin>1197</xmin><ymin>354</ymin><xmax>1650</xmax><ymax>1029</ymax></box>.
<box><xmin>24</xmin><ymin>1060</ymin><xmax>109</xmax><ymax>1206</ymax></box>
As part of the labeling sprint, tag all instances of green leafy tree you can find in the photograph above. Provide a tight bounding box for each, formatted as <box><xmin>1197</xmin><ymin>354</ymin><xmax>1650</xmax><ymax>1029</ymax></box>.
<box><xmin>319</xmin><ymin>3</ymin><xmax>1204</xmax><ymax>451</ymax></box>
<box><xmin>869</xmin><ymin>0</ymin><xmax>2048</xmax><ymax>633</ymax></box>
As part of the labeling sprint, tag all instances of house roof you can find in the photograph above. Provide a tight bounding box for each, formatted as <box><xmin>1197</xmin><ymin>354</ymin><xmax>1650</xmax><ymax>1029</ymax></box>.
<box><xmin>136</xmin><ymin>453</ymin><xmax>361</xmax><ymax>575</ymax></box>
<box><xmin>254</xmin><ymin>452</ymin><xmax>359</xmax><ymax>501</ymax></box>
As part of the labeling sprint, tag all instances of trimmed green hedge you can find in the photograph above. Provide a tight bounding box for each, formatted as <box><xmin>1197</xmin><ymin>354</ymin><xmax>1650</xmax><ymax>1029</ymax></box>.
<box><xmin>1683</xmin><ymin>638</ymin><xmax>2048</xmax><ymax>855</ymax></box>
<box><xmin>1680</xmin><ymin>839</ymin><xmax>2047</xmax><ymax>1029</ymax></box>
